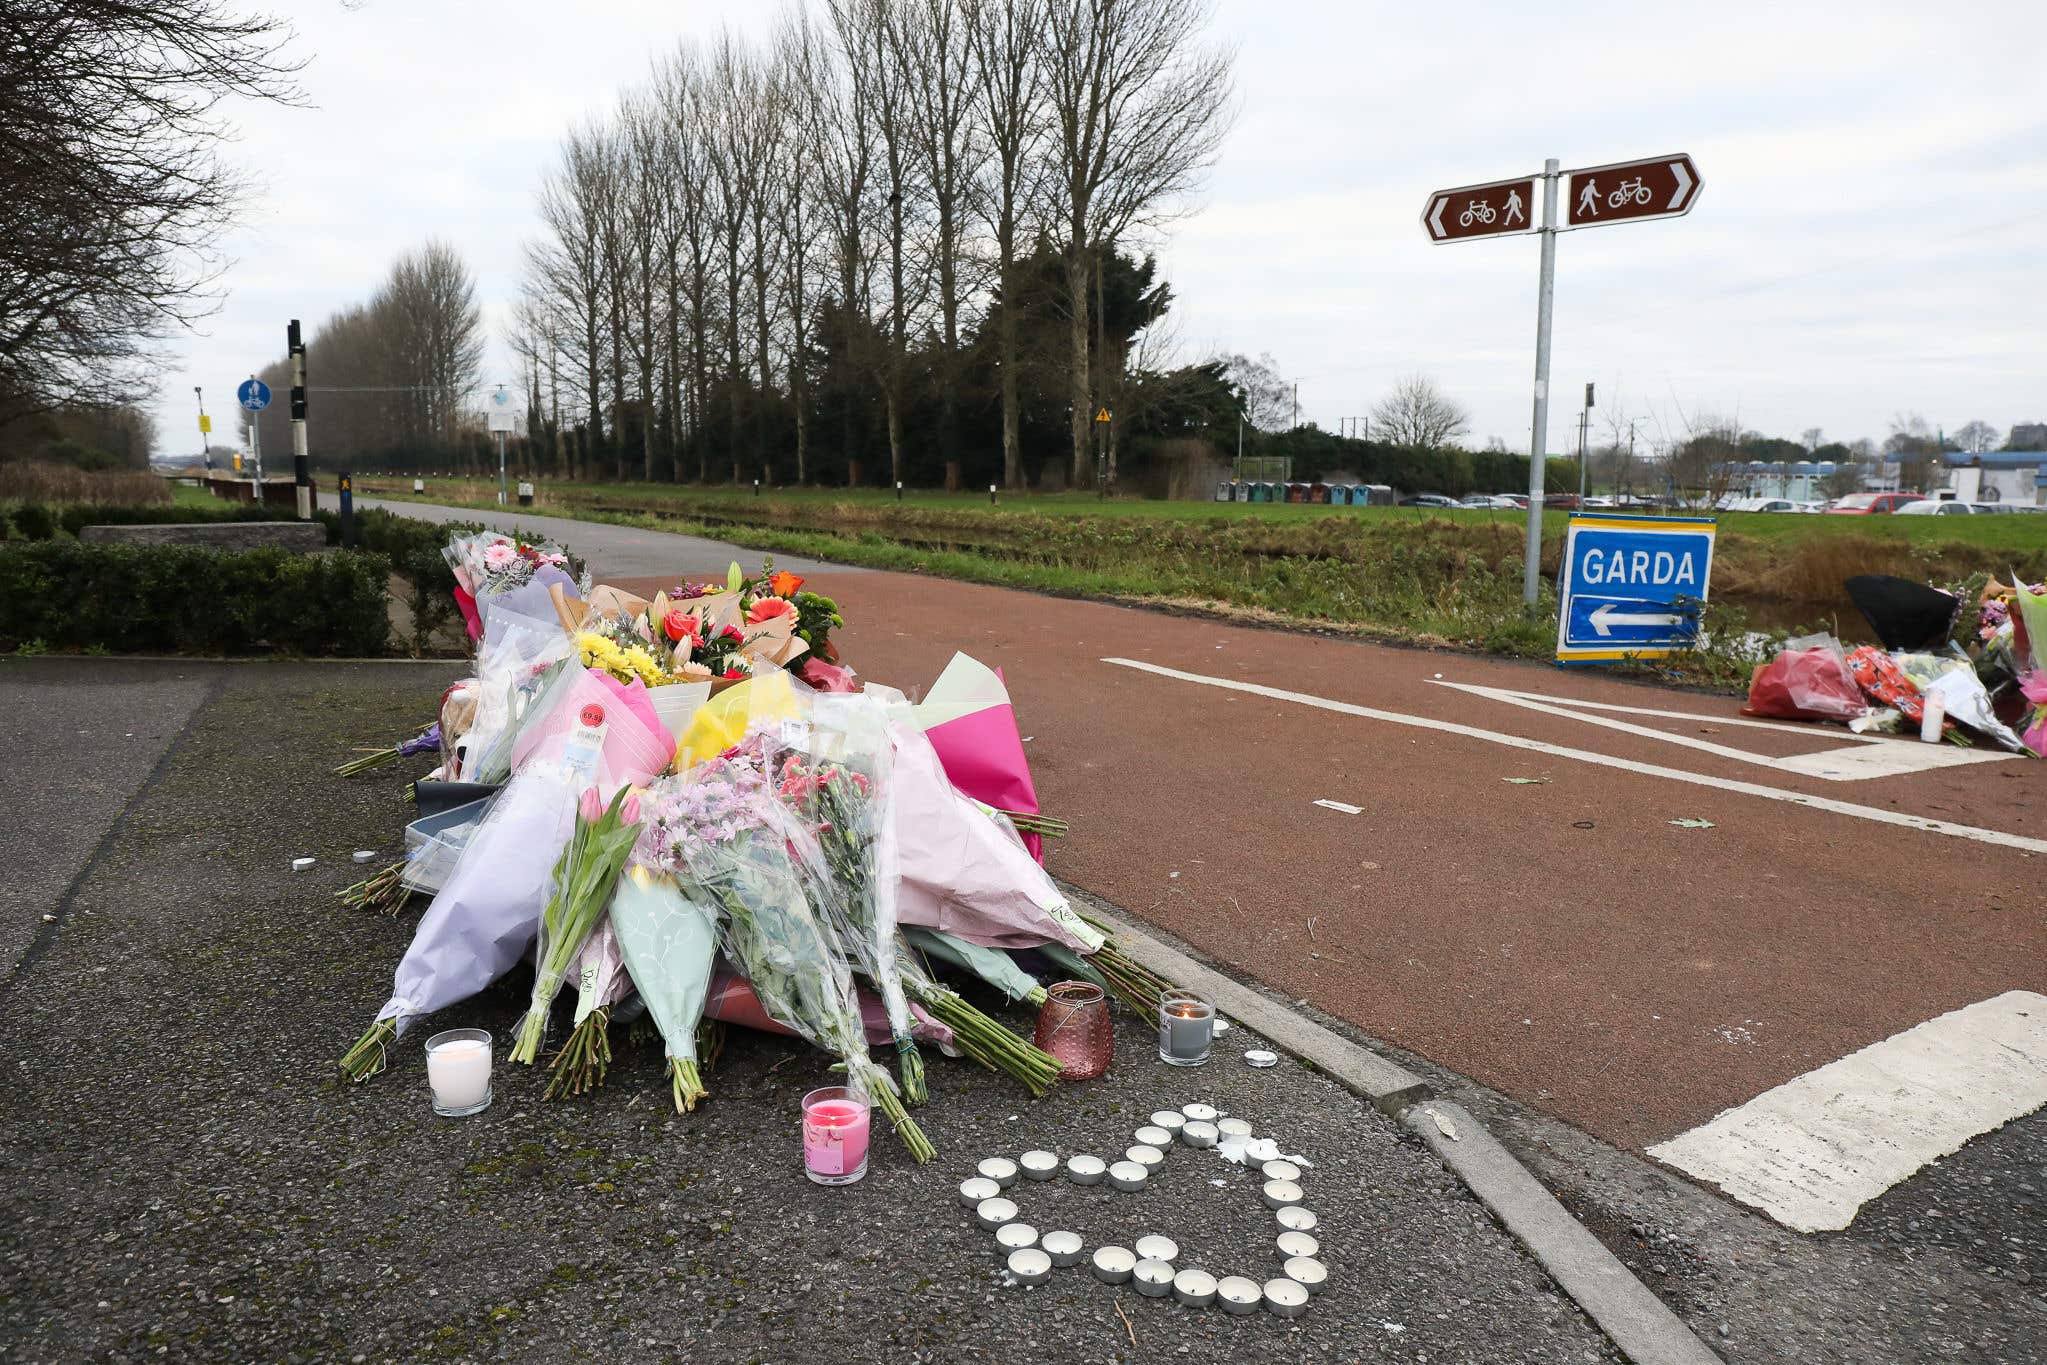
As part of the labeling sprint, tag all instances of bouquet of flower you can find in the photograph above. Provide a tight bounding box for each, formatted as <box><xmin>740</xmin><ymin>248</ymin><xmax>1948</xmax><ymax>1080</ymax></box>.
<box><xmin>339</xmin><ymin>766</ymin><xmax>581</xmax><ymax>1080</ymax></box>
<box><xmin>637</xmin><ymin>750</ymin><xmax>934</xmax><ymax>1162</ymax></box>
<box><xmin>544</xmin><ymin>916</ymin><xmax>635</xmax><ymax>1099</ymax></box>
<box><xmin>509</xmin><ymin>786</ymin><xmax>644</xmax><ymax>1066</ymax></box>
<box><xmin>767</xmin><ymin>698</ymin><xmax>927</xmax><ymax>1106</ymax></box>
<box><xmin>608</xmin><ymin>861</ymin><xmax>721</xmax><ymax>1112</ymax></box>
<box><xmin>335</xmin><ymin>723</ymin><xmax>441</xmax><ymax>778</ymax></box>
<box><xmin>444</xmin><ymin>530</ymin><xmax>569</xmax><ymax>598</ymax></box>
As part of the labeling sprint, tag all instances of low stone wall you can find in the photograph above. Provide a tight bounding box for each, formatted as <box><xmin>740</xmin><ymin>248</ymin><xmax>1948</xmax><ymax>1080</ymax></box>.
<box><xmin>80</xmin><ymin>522</ymin><xmax>327</xmax><ymax>553</ymax></box>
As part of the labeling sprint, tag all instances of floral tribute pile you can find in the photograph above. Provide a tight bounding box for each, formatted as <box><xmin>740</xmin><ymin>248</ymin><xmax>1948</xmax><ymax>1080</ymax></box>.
<box><xmin>336</xmin><ymin>529</ymin><xmax>1174</xmax><ymax>1164</ymax></box>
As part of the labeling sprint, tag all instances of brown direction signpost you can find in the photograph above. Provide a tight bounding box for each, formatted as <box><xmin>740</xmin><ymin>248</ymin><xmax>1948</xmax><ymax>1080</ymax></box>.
<box><xmin>1419</xmin><ymin>151</ymin><xmax>1703</xmax><ymax>613</ymax></box>
<box><xmin>1421</xmin><ymin>176</ymin><xmax>1538</xmax><ymax>244</ymax></box>
<box><xmin>1564</xmin><ymin>152</ymin><xmax>1701</xmax><ymax>229</ymax></box>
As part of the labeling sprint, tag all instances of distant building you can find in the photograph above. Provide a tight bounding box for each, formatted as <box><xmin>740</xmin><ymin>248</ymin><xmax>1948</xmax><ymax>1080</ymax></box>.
<box><xmin>2008</xmin><ymin>422</ymin><xmax>2047</xmax><ymax>450</ymax></box>
<box><xmin>1944</xmin><ymin>451</ymin><xmax>2047</xmax><ymax>508</ymax></box>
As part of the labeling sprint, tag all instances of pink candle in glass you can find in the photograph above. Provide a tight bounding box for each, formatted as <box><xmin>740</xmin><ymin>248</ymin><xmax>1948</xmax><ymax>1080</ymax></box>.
<box><xmin>802</xmin><ymin>1086</ymin><xmax>871</xmax><ymax>1186</ymax></box>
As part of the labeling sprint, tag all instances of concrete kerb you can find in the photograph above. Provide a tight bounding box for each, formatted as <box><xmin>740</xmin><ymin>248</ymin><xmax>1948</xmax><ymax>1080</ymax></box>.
<box><xmin>1084</xmin><ymin>900</ymin><xmax>1724</xmax><ymax>1365</ymax></box>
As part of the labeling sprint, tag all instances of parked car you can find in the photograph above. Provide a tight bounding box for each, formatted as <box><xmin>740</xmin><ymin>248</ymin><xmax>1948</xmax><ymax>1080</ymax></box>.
<box><xmin>1457</xmin><ymin>493</ymin><xmax>1520</xmax><ymax>509</ymax></box>
<box><xmin>1497</xmin><ymin>493</ymin><xmax>1530</xmax><ymax>509</ymax></box>
<box><xmin>1827</xmin><ymin>492</ymin><xmax>1920</xmax><ymax>515</ymax></box>
<box><xmin>1400</xmin><ymin>493</ymin><xmax>1459</xmax><ymax>508</ymax></box>
<box><xmin>1542</xmin><ymin>493</ymin><xmax>1582</xmax><ymax>511</ymax></box>
<box><xmin>1792</xmin><ymin>500</ymin><xmax>1828</xmax><ymax>514</ymax></box>
<box><xmin>1896</xmin><ymin>499</ymin><xmax>1973</xmax><ymax>515</ymax></box>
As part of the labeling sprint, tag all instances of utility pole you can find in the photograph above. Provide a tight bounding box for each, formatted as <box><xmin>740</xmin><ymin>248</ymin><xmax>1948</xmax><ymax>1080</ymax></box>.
<box><xmin>1291</xmin><ymin>383</ymin><xmax>1300</xmax><ymax>431</ymax></box>
<box><xmin>1521</xmin><ymin>158</ymin><xmax>1560</xmax><ymax>611</ymax></box>
<box><xmin>1235</xmin><ymin>417</ymin><xmax>1243</xmax><ymax>484</ymax></box>
<box><xmin>1577</xmin><ymin>382</ymin><xmax>1593</xmax><ymax>504</ymax></box>
<box><xmin>289</xmin><ymin>319</ymin><xmax>311</xmax><ymax>520</ymax></box>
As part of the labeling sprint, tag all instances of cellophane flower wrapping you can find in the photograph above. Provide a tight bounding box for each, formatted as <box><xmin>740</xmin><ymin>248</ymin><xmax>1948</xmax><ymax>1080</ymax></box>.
<box><xmin>461</xmin><ymin>623</ymin><xmax>577</xmax><ymax>784</ymax></box>
<box><xmin>764</xmin><ymin>692</ymin><xmax>926</xmax><ymax>1098</ymax></box>
<box><xmin>511</xmin><ymin>667</ymin><xmax>675</xmax><ymax>792</ymax></box>
<box><xmin>372</xmin><ymin>765</ymin><xmax>581</xmax><ymax>1039</ymax></box>
<box><xmin>889</xmin><ymin>719</ymin><xmax>1098</xmax><ymax>952</ymax></box>
<box><xmin>607</xmin><ymin>861</ymin><xmax>721</xmax><ymax>1108</ymax></box>
<box><xmin>634</xmin><ymin>746</ymin><xmax>932</xmax><ymax>1158</ymax></box>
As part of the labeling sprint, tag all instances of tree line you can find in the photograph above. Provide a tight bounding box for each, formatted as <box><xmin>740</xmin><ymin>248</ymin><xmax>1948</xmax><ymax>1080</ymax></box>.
<box><xmin>508</xmin><ymin>0</ymin><xmax>1233</xmax><ymax>492</ymax></box>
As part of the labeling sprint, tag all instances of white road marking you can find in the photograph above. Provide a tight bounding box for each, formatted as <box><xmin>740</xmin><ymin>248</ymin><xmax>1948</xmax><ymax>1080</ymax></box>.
<box><xmin>1647</xmin><ymin>991</ymin><xmax>2047</xmax><ymax>1232</ymax></box>
<box><xmin>1427</xmin><ymin>679</ymin><xmax>2016</xmax><ymax>782</ymax></box>
<box><xmin>1100</xmin><ymin>657</ymin><xmax>2047</xmax><ymax>855</ymax></box>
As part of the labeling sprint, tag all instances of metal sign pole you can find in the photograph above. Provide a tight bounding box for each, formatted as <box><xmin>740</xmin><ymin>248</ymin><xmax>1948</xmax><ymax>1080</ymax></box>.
<box><xmin>497</xmin><ymin>430</ymin><xmax>507</xmax><ymax>506</ymax></box>
<box><xmin>248</xmin><ymin>374</ymin><xmax>263</xmax><ymax>503</ymax></box>
<box><xmin>1521</xmin><ymin>158</ymin><xmax>1559</xmax><ymax>610</ymax></box>
<box><xmin>289</xmin><ymin>319</ymin><xmax>311</xmax><ymax>520</ymax></box>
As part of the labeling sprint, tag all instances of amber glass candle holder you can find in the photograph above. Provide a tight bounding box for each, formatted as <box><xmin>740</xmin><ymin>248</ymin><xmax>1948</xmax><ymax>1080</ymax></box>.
<box><xmin>1034</xmin><ymin>981</ymin><xmax>1113</xmax><ymax>1080</ymax></box>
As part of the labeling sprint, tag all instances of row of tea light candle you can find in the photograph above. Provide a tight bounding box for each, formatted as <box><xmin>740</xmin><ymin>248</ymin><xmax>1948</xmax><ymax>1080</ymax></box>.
<box><xmin>957</xmin><ymin>1105</ymin><xmax>1326</xmax><ymax>1317</ymax></box>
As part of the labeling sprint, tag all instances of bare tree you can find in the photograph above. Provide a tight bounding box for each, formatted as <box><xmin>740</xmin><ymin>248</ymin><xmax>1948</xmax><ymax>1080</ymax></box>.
<box><xmin>1371</xmin><ymin>375</ymin><xmax>1469</xmax><ymax>450</ymax></box>
<box><xmin>1042</xmin><ymin>0</ymin><xmax>1234</xmax><ymax>486</ymax></box>
<box><xmin>965</xmin><ymin>0</ymin><xmax>1048</xmax><ymax>489</ymax></box>
<box><xmin>527</xmin><ymin>124</ymin><xmax>618</xmax><ymax>473</ymax></box>
<box><xmin>1217</xmin><ymin>352</ymin><xmax>1290</xmax><ymax>431</ymax></box>
<box><xmin>1799</xmin><ymin>425</ymin><xmax>1823</xmax><ymax>452</ymax></box>
<box><xmin>1952</xmin><ymin>419</ymin><xmax>1997</xmax><ymax>454</ymax></box>
<box><xmin>705</xmin><ymin>32</ymin><xmax>776</xmax><ymax>484</ymax></box>
<box><xmin>810</xmin><ymin>7</ymin><xmax>878</xmax><ymax>484</ymax></box>
<box><xmin>0</xmin><ymin>2</ymin><xmax>302</xmax><ymax>424</ymax></box>
<box><xmin>773</xmin><ymin>13</ymin><xmax>830</xmax><ymax>484</ymax></box>
<box><xmin>379</xmin><ymin>241</ymin><xmax>485</xmax><ymax>446</ymax></box>
<box><xmin>1885</xmin><ymin>412</ymin><xmax>1943</xmax><ymax>493</ymax></box>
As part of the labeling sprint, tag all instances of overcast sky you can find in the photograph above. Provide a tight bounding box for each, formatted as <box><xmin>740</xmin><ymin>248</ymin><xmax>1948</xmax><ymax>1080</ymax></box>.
<box><xmin>159</xmin><ymin>0</ymin><xmax>2047</xmax><ymax>460</ymax></box>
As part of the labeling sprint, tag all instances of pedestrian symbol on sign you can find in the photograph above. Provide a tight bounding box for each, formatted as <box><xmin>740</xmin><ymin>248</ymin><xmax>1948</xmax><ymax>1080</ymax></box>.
<box><xmin>1576</xmin><ymin>179</ymin><xmax>1600</xmax><ymax>218</ymax></box>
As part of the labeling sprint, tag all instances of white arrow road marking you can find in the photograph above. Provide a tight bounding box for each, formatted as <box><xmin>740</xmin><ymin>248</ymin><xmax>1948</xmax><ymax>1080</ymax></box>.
<box><xmin>1101</xmin><ymin>657</ymin><xmax>2045</xmax><ymax>851</ymax></box>
<box><xmin>1589</xmin><ymin>602</ymin><xmax>1684</xmax><ymax>636</ymax></box>
<box><xmin>1667</xmin><ymin>160</ymin><xmax>1693</xmax><ymax>209</ymax></box>
<box><xmin>1649</xmin><ymin>991</ymin><xmax>2047</xmax><ymax>1232</ymax></box>
<box><xmin>1428</xmin><ymin>197</ymin><xmax>1447</xmax><ymax>238</ymax></box>
<box><xmin>1426</xmin><ymin>679</ymin><xmax>2015</xmax><ymax>782</ymax></box>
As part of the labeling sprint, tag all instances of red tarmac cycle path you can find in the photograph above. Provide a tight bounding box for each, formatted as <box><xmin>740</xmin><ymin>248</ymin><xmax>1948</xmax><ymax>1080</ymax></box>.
<box><xmin>623</xmin><ymin>567</ymin><xmax>2046</xmax><ymax>1153</ymax></box>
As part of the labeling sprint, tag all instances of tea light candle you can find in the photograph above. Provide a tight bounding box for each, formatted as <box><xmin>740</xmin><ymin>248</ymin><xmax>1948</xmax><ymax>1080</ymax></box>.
<box><xmin>1149</xmin><ymin>1109</ymin><xmax>1186</xmax><ymax>1135</ymax></box>
<box><xmin>1217</xmin><ymin>1117</ymin><xmax>1254</xmax><ymax>1141</ymax></box>
<box><xmin>1041</xmin><ymin>1231</ymin><xmax>1085</xmax><ymax>1267</ymax></box>
<box><xmin>1124</xmin><ymin>1144</ymin><xmax>1165</xmax><ymax>1169</ymax></box>
<box><xmin>977</xmin><ymin>1156</ymin><xmax>1019</xmax><ymax>1188</ymax></box>
<box><xmin>424</xmin><ymin>1028</ymin><xmax>492</xmax><ymax>1117</ymax></box>
<box><xmin>1261</xmin><ymin>1178</ymin><xmax>1304</xmax><ymax>1210</ymax></box>
<box><xmin>1216</xmin><ymin>1275</ymin><xmax>1263</xmax><ymax>1315</ymax></box>
<box><xmin>1171</xmin><ymin>1268</ymin><xmax>1217</xmax><ymax>1308</ymax></box>
<box><xmin>1134</xmin><ymin>1235</ymin><xmax>1179</xmax><ymax>1263</ymax></box>
<box><xmin>801</xmin><ymin>1086</ymin><xmax>872</xmax><ymax>1186</ymax></box>
<box><xmin>1263</xmin><ymin>1276</ymin><xmax>1310</xmax><ymax>1318</ymax></box>
<box><xmin>1133</xmin><ymin>1259</ymin><xmax>1175</xmax><ymax>1297</ymax></box>
<box><xmin>975</xmin><ymin>1196</ymin><xmax>1019</xmax><ymax>1231</ymax></box>
<box><xmin>1245</xmin><ymin>1137</ymin><xmax>1282</xmax><ymax>1163</ymax></box>
<box><xmin>1091</xmin><ymin>1245</ymin><xmax>1136</xmax><ymax>1284</ymax></box>
<box><xmin>1066</xmin><ymin>1154</ymin><xmax>1106</xmax><ymax>1186</ymax></box>
<box><xmin>1006</xmin><ymin>1247</ymin><xmax>1052</xmax><ymax>1286</ymax></box>
<box><xmin>1243</xmin><ymin>1048</ymin><xmax>1279</xmax><ymax>1068</ymax></box>
<box><xmin>1276</xmin><ymin>1230</ymin><xmax>1320</xmax><ymax>1261</ymax></box>
<box><xmin>1277</xmin><ymin>1205</ymin><xmax>1319</xmax><ymax>1233</ymax></box>
<box><xmin>1133</xmin><ymin>1125</ymin><xmax>1173</xmax><ymax>1147</ymax></box>
<box><xmin>1159</xmin><ymin>991</ymin><xmax>1216</xmax><ymax>1066</ymax></box>
<box><xmin>1181</xmin><ymin>1102</ymin><xmax>1220</xmax><ymax>1122</ymax></box>
<box><xmin>1261</xmin><ymin>1159</ymin><xmax>1302</xmax><ymax>1183</ymax></box>
<box><xmin>1107</xmin><ymin>1160</ymin><xmax>1149</xmax><ymax>1192</ymax></box>
<box><xmin>1284</xmin><ymin>1256</ymin><xmax>1327</xmax><ymax>1295</ymax></box>
<box><xmin>1019</xmin><ymin>1150</ymin><xmax>1059</xmax><ymax>1181</ymax></box>
<box><xmin>1179</xmin><ymin>1120</ymin><xmax>1219</xmax><ymax>1149</ymax></box>
<box><xmin>958</xmin><ymin>1176</ymin><xmax>1001</xmax><ymax>1208</ymax></box>
<box><xmin>995</xmin><ymin>1222</ymin><xmax>1039</xmax><ymax>1252</ymax></box>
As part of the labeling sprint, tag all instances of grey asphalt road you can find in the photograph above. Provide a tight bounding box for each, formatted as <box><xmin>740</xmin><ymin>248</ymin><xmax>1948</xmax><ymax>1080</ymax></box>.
<box><xmin>0</xmin><ymin>658</ymin><xmax>1619</xmax><ymax>1365</ymax></box>
<box><xmin>331</xmin><ymin>494</ymin><xmax>866</xmax><ymax>580</ymax></box>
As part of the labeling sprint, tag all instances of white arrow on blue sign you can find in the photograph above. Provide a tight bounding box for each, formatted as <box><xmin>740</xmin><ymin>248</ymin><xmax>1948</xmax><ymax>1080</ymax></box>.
<box><xmin>237</xmin><ymin>378</ymin><xmax>271</xmax><ymax>411</ymax></box>
<box><xmin>1555</xmin><ymin>513</ymin><xmax>1716</xmax><ymax>664</ymax></box>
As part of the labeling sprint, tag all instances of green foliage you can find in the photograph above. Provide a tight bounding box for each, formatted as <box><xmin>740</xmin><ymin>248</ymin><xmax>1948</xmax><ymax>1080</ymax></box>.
<box><xmin>9</xmin><ymin>503</ymin><xmax>55</xmax><ymax>540</ymax></box>
<box><xmin>0</xmin><ymin>541</ymin><xmax>392</xmax><ymax>656</ymax></box>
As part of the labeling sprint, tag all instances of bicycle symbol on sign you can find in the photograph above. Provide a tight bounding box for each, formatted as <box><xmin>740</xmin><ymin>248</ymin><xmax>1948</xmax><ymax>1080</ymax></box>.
<box><xmin>1607</xmin><ymin>177</ymin><xmax>1652</xmax><ymax>208</ymax></box>
<box><xmin>1458</xmin><ymin>199</ymin><xmax>1497</xmax><ymax>228</ymax></box>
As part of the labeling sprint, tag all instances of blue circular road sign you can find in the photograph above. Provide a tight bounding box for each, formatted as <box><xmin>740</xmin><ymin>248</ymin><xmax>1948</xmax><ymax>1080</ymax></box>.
<box><xmin>237</xmin><ymin>378</ymin><xmax>272</xmax><ymax>411</ymax></box>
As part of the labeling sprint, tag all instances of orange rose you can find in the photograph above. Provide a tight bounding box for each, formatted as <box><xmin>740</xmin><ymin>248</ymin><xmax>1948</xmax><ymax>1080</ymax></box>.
<box><xmin>769</xmin><ymin>571</ymin><xmax>805</xmax><ymax>598</ymax></box>
<box><xmin>746</xmin><ymin>596</ymin><xmax>796</xmax><ymax>625</ymax></box>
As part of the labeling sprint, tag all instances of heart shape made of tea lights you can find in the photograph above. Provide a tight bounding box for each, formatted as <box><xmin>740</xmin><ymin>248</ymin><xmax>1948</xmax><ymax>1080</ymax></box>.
<box><xmin>963</xmin><ymin>1105</ymin><xmax>1328</xmax><ymax>1320</ymax></box>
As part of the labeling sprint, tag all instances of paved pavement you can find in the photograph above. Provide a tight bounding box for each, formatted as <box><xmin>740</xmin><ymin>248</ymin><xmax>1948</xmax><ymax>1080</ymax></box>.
<box><xmin>339</xmin><ymin>494</ymin><xmax>867</xmax><ymax>580</ymax></box>
<box><xmin>0</xmin><ymin>660</ymin><xmax>1622</xmax><ymax>1364</ymax></box>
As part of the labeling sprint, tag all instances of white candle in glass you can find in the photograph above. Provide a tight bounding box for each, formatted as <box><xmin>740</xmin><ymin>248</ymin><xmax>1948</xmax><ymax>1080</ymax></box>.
<box><xmin>425</xmin><ymin>1029</ymin><xmax>492</xmax><ymax>1114</ymax></box>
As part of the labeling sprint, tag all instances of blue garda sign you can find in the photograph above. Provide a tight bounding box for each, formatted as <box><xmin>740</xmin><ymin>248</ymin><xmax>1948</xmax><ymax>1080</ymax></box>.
<box><xmin>1556</xmin><ymin>514</ymin><xmax>1716</xmax><ymax>664</ymax></box>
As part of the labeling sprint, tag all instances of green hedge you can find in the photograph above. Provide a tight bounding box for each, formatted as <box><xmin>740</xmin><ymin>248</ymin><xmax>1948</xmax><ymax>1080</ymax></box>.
<box><xmin>0</xmin><ymin>541</ymin><xmax>392</xmax><ymax>656</ymax></box>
